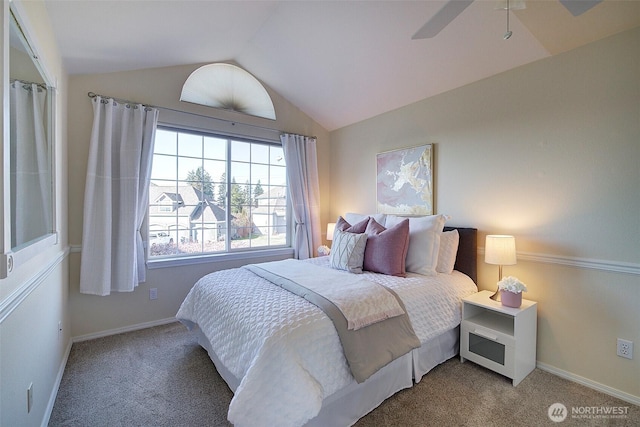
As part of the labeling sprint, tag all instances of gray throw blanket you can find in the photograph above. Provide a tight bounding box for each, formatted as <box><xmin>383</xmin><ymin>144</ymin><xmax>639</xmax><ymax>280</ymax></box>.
<box><xmin>246</xmin><ymin>260</ymin><xmax>420</xmax><ymax>383</ymax></box>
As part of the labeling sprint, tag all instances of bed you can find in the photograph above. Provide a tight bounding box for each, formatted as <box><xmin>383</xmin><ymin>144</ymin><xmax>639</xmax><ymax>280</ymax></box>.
<box><xmin>177</xmin><ymin>217</ymin><xmax>477</xmax><ymax>427</ymax></box>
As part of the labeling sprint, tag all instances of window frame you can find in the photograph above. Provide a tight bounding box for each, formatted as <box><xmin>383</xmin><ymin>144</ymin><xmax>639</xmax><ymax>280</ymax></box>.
<box><xmin>146</xmin><ymin>116</ymin><xmax>292</xmax><ymax>269</ymax></box>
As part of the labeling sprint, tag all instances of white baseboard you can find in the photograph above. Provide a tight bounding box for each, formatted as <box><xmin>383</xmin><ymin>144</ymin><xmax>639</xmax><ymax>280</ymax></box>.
<box><xmin>537</xmin><ymin>361</ymin><xmax>640</xmax><ymax>406</ymax></box>
<box><xmin>72</xmin><ymin>317</ymin><xmax>179</xmax><ymax>343</ymax></box>
<box><xmin>42</xmin><ymin>338</ymin><xmax>73</xmax><ymax>427</ymax></box>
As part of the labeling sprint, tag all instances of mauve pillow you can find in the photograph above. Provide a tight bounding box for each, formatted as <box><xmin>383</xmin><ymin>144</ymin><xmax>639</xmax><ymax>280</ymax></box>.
<box><xmin>335</xmin><ymin>216</ymin><xmax>369</xmax><ymax>235</ymax></box>
<box><xmin>363</xmin><ymin>218</ymin><xmax>410</xmax><ymax>277</ymax></box>
<box><xmin>345</xmin><ymin>212</ymin><xmax>387</xmax><ymax>227</ymax></box>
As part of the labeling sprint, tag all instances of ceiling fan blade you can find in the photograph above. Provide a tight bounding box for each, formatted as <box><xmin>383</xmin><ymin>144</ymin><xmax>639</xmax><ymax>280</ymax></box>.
<box><xmin>412</xmin><ymin>0</ymin><xmax>474</xmax><ymax>39</ymax></box>
<box><xmin>559</xmin><ymin>0</ymin><xmax>603</xmax><ymax>16</ymax></box>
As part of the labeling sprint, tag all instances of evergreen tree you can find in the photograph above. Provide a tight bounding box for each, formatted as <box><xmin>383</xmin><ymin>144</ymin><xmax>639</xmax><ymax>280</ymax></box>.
<box><xmin>216</xmin><ymin>172</ymin><xmax>227</xmax><ymax>207</ymax></box>
<box><xmin>230</xmin><ymin>177</ymin><xmax>245</xmax><ymax>214</ymax></box>
<box><xmin>186</xmin><ymin>167</ymin><xmax>213</xmax><ymax>198</ymax></box>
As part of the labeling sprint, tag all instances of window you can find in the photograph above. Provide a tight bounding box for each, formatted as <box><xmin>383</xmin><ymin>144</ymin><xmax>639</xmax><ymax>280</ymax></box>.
<box><xmin>148</xmin><ymin>126</ymin><xmax>288</xmax><ymax>259</ymax></box>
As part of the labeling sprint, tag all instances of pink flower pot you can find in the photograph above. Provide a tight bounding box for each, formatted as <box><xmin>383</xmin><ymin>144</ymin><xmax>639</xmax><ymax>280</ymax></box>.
<box><xmin>501</xmin><ymin>290</ymin><xmax>522</xmax><ymax>308</ymax></box>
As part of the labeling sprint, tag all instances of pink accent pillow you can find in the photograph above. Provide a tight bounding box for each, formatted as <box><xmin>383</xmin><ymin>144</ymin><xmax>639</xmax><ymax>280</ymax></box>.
<box><xmin>335</xmin><ymin>216</ymin><xmax>369</xmax><ymax>235</ymax></box>
<box><xmin>363</xmin><ymin>218</ymin><xmax>410</xmax><ymax>277</ymax></box>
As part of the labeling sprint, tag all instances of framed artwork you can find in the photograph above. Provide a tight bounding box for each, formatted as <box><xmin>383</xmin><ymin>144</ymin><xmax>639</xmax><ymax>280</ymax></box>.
<box><xmin>376</xmin><ymin>144</ymin><xmax>433</xmax><ymax>215</ymax></box>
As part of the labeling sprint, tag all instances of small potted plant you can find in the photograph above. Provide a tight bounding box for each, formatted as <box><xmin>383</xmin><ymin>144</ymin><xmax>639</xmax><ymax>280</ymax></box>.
<box><xmin>497</xmin><ymin>276</ymin><xmax>527</xmax><ymax>308</ymax></box>
<box><xmin>317</xmin><ymin>245</ymin><xmax>331</xmax><ymax>256</ymax></box>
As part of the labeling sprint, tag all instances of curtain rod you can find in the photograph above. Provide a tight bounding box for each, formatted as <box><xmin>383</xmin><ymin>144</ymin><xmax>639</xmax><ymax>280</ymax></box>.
<box><xmin>87</xmin><ymin>91</ymin><xmax>299</xmax><ymax>136</ymax></box>
<box><xmin>12</xmin><ymin>79</ymin><xmax>47</xmax><ymax>90</ymax></box>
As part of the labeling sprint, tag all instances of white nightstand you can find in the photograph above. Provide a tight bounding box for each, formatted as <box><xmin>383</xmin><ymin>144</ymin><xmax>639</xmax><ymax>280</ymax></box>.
<box><xmin>460</xmin><ymin>290</ymin><xmax>537</xmax><ymax>386</ymax></box>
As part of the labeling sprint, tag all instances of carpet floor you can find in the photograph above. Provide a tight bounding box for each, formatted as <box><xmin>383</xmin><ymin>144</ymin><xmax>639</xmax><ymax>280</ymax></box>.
<box><xmin>49</xmin><ymin>322</ymin><xmax>638</xmax><ymax>426</ymax></box>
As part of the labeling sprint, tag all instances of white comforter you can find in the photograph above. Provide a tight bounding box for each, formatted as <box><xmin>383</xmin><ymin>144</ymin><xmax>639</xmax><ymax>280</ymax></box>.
<box><xmin>176</xmin><ymin>257</ymin><xmax>477</xmax><ymax>427</ymax></box>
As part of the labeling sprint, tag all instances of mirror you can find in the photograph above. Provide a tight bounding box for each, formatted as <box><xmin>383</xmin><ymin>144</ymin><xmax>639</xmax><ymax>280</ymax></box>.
<box><xmin>1</xmin><ymin>6</ymin><xmax>56</xmax><ymax>277</ymax></box>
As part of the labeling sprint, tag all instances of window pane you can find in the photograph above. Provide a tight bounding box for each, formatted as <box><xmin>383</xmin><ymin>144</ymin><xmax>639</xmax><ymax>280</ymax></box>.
<box><xmin>230</xmin><ymin>161</ymin><xmax>250</xmax><ymax>184</ymax></box>
<box><xmin>151</xmin><ymin>154</ymin><xmax>177</xmax><ymax>181</ymax></box>
<box><xmin>204</xmin><ymin>136</ymin><xmax>226</xmax><ymax>160</ymax></box>
<box><xmin>176</xmin><ymin>182</ymin><xmax>204</xmax><ymax>202</ymax></box>
<box><xmin>270</xmin><ymin>146</ymin><xmax>285</xmax><ymax>165</ymax></box>
<box><xmin>154</xmin><ymin>129</ymin><xmax>177</xmax><ymax>155</ymax></box>
<box><xmin>150</xmin><ymin>127</ymin><xmax>288</xmax><ymax>259</ymax></box>
<box><xmin>270</xmin><ymin>165</ymin><xmax>287</xmax><ymax>186</ymax></box>
<box><xmin>178</xmin><ymin>157</ymin><xmax>203</xmax><ymax>181</ymax></box>
<box><xmin>213</xmin><ymin>179</ymin><xmax>227</xmax><ymax>209</ymax></box>
<box><xmin>251</xmin><ymin>143</ymin><xmax>269</xmax><ymax>164</ymax></box>
<box><xmin>231</xmin><ymin>140</ymin><xmax>250</xmax><ymax>162</ymax></box>
<box><xmin>251</xmin><ymin>164</ymin><xmax>269</xmax><ymax>185</ymax></box>
<box><xmin>204</xmin><ymin>159</ymin><xmax>226</xmax><ymax>185</ymax></box>
<box><xmin>178</xmin><ymin>132</ymin><xmax>203</xmax><ymax>158</ymax></box>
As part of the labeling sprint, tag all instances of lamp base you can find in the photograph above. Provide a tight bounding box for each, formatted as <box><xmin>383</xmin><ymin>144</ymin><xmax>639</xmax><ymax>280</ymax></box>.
<box><xmin>489</xmin><ymin>288</ymin><xmax>501</xmax><ymax>302</ymax></box>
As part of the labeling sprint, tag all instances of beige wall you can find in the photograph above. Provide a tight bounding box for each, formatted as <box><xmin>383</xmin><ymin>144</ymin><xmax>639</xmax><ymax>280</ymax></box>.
<box><xmin>66</xmin><ymin>64</ymin><xmax>331</xmax><ymax>338</ymax></box>
<box><xmin>329</xmin><ymin>28</ymin><xmax>640</xmax><ymax>401</ymax></box>
<box><xmin>0</xmin><ymin>1</ymin><xmax>70</xmax><ymax>426</ymax></box>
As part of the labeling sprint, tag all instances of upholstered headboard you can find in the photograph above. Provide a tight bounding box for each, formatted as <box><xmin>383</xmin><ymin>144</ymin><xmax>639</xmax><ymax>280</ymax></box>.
<box><xmin>444</xmin><ymin>226</ymin><xmax>477</xmax><ymax>284</ymax></box>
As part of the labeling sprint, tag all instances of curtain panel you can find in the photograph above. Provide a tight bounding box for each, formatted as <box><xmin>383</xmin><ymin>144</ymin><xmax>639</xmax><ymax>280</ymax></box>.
<box><xmin>281</xmin><ymin>133</ymin><xmax>321</xmax><ymax>259</ymax></box>
<box><xmin>9</xmin><ymin>81</ymin><xmax>50</xmax><ymax>247</ymax></box>
<box><xmin>80</xmin><ymin>96</ymin><xmax>158</xmax><ymax>295</ymax></box>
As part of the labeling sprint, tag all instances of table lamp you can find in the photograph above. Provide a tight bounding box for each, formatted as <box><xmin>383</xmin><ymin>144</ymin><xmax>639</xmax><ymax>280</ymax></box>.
<box><xmin>485</xmin><ymin>234</ymin><xmax>516</xmax><ymax>301</ymax></box>
<box><xmin>326</xmin><ymin>222</ymin><xmax>336</xmax><ymax>242</ymax></box>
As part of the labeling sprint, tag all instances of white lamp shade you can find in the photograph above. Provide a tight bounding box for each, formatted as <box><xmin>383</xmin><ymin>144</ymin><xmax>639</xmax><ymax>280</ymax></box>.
<box><xmin>485</xmin><ymin>235</ymin><xmax>517</xmax><ymax>265</ymax></box>
<box><xmin>326</xmin><ymin>223</ymin><xmax>336</xmax><ymax>241</ymax></box>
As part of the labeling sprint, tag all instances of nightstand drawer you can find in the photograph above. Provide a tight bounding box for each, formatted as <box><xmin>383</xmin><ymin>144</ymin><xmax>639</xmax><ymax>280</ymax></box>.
<box><xmin>462</xmin><ymin>320</ymin><xmax>515</xmax><ymax>347</ymax></box>
<box><xmin>461</xmin><ymin>322</ymin><xmax>515</xmax><ymax>378</ymax></box>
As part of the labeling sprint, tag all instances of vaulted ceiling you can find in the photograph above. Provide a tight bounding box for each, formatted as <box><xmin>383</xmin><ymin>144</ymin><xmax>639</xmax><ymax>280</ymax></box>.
<box><xmin>44</xmin><ymin>0</ymin><xmax>640</xmax><ymax>131</ymax></box>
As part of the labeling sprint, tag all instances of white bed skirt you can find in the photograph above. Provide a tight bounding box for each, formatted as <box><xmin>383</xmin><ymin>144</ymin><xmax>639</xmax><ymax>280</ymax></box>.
<box><xmin>413</xmin><ymin>326</ymin><xmax>460</xmax><ymax>383</ymax></box>
<box><xmin>194</xmin><ymin>325</ymin><xmax>460</xmax><ymax>427</ymax></box>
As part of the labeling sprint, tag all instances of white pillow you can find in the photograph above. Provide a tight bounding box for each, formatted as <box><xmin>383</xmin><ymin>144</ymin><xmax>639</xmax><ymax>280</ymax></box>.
<box><xmin>345</xmin><ymin>212</ymin><xmax>387</xmax><ymax>227</ymax></box>
<box><xmin>436</xmin><ymin>229</ymin><xmax>459</xmax><ymax>274</ymax></box>
<box><xmin>385</xmin><ymin>214</ymin><xmax>446</xmax><ymax>276</ymax></box>
<box><xmin>329</xmin><ymin>229</ymin><xmax>368</xmax><ymax>274</ymax></box>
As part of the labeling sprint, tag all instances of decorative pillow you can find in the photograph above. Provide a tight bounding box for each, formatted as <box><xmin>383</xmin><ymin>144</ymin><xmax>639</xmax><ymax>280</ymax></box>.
<box><xmin>436</xmin><ymin>229</ymin><xmax>459</xmax><ymax>274</ymax></box>
<box><xmin>329</xmin><ymin>230</ymin><xmax>368</xmax><ymax>274</ymax></box>
<box><xmin>385</xmin><ymin>214</ymin><xmax>447</xmax><ymax>276</ymax></box>
<box><xmin>364</xmin><ymin>217</ymin><xmax>386</xmax><ymax>235</ymax></box>
<box><xmin>363</xmin><ymin>218</ymin><xmax>410</xmax><ymax>277</ymax></box>
<box><xmin>335</xmin><ymin>216</ymin><xmax>369</xmax><ymax>234</ymax></box>
<box><xmin>345</xmin><ymin>212</ymin><xmax>387</xmax><ymax>227</ymax></box>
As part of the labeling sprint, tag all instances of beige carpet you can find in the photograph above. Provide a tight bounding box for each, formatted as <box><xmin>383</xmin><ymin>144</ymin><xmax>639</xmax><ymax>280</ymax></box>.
<box><xmin>49</xmin><ymin>322</ymin><xmax>638</xmax><ymax>426</ymax></box>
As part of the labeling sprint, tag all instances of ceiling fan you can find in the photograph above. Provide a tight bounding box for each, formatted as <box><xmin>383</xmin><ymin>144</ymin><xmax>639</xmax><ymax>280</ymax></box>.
<box><xmin>412</xmin><ymin>0</ymin><xmax>603</xmax><ymax>39</ymax></box>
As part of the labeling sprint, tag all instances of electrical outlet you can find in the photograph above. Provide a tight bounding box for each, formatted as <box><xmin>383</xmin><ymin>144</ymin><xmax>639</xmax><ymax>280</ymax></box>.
<box><xmin>617</xmin><ymin>338</ymin><xmax>633</xmax><ymax>360</ymax></box>
<box><xmin>27</xmin><ymin>383</ymin><xmax>33</xmax><ymax>413</ymax></box>
<box><xmin>58</xmin><ymin>321</ymin><xmax>63</xmax><ymax>338</ymax></box>
<box><xmin>149</xmin><ymin>288</ymin><xmax>158</xmax><ymax>300</ymax></box>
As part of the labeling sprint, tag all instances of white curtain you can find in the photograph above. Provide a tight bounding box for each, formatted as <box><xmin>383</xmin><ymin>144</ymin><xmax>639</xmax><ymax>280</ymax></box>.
<box><xmin>281</xmin><ymin>133</ymin><xmax>321</xmax><ymax>259</ymax></box>
<box><xmin>10</xmin><ymin>81</ymin><xmax>50</xmax><ymax>248</ymax></box>
<box><xmin>80</xmin><ymin>96</ymin><xmax>158</xmax><ymax>295</ymax></box>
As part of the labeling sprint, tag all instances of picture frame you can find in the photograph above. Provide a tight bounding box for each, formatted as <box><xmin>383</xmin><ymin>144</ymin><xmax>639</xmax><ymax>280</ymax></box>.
<box><xmin>376</xmin><ymin>144</ymin><xmax>433</xmax><ymax>215</ymax></box>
